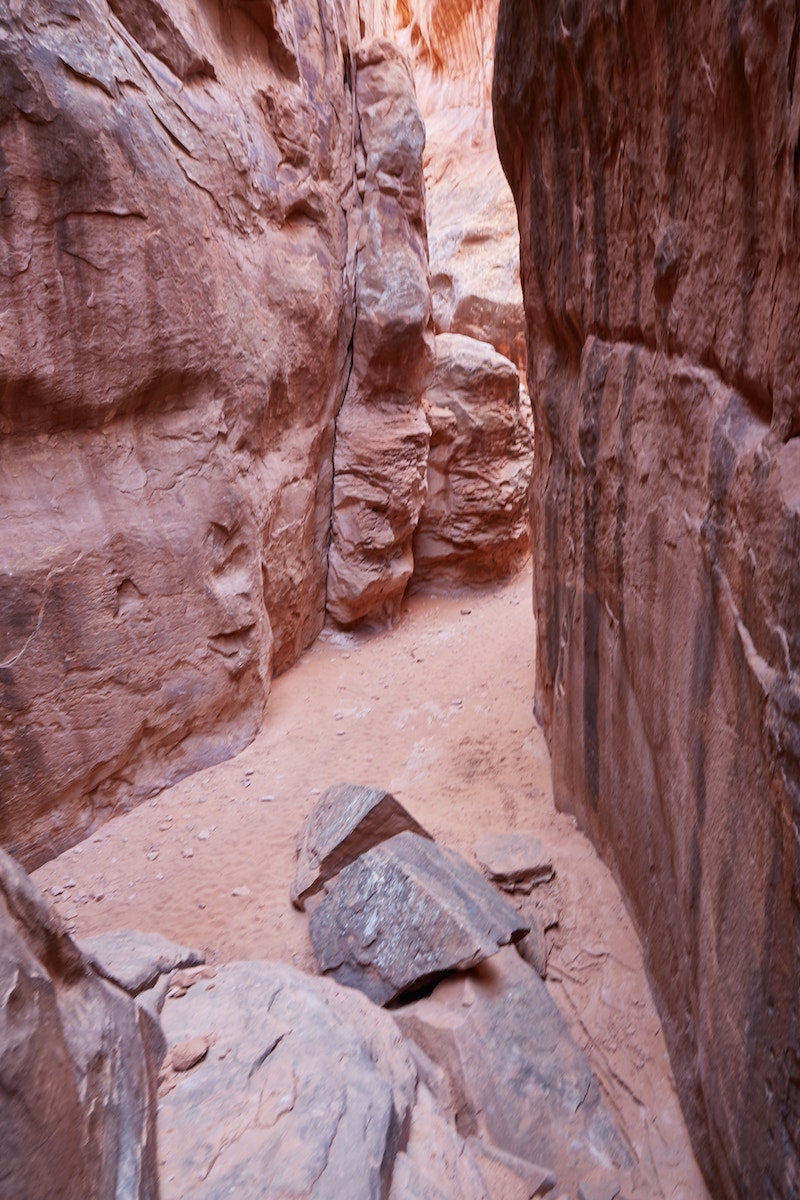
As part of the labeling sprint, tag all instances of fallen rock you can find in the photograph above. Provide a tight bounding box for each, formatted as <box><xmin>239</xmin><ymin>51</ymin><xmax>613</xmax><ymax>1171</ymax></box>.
<box><xmin>412</xmin><ymin>334</ymin><xmax>532</xmax><ymax>589</ymax></box>
<box><xmin>0</xmin><ymin>847</ymin><xmax>159</xmax><ymax>1200</ymax></box>
<box><xmin>157</xmin><ymin>958</ymin><xmax>485</xmax><ymax>1200</ymax></box>
<box><xmin>77</xmin><ymin>929</ymin><xmax>205</xmax><ymax>996</ymax></box>
<box><xmin>473</xmin><ymin>832</ymin><xmax>554</xmax><ymax>893</ymax></box>
<box><xmin>394</xmin><ymin>947</ymin><xmax>638</xmax><ymax>1195</ymax></box>
<box><xmin>291</xmin><ymin>782</ymin><xmax>433</xmax><ymax>910</ymax></box>
<box><xmin>166</xmin><ymin>1036</ymin><xmax>210</xmax><ymax>1074</ymax></box>
<box><xmin>309</xmin><ymin>831</ymin><xmax>528</xmax><ymax>1005</ymax></box>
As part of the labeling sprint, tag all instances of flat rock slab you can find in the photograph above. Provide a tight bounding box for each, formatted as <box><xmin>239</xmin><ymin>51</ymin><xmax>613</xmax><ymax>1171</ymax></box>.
<box><xmin>291</xmin><ymin>782</ymin><xmax>432</xmax><ymax>910</ymax></box>
<box><xmin>309</xmin><ymin>831</ymin><xmax>529</xmax><ymax>1005</ymax></box>
<box><xmin>78</xmin><ymin>929</ymin><xmax>205</xmax><ymax>996</ymax></box>
<box><xmin>157</xmin><ymin>960</ymin><xmax>487</xmax><ymax>1200</ymax></box>
<box><xmin>394</xmin><ymin>947</ymin><xmax>641</xmax><ymax>1197</ymax></box>
<box><xmin>474</xmin><ymin>833</ymin><xmax>554</xmax><ymax>892</ymax></box>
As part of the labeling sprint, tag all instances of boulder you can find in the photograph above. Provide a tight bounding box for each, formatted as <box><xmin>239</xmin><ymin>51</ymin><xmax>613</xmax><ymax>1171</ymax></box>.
<box><xmin>473</xmin><ymin>832</ymin><xmax>554</xmax><ymax>893</ymax></box>
<box><xmin>412</xmin><ymin>334</ymin><xmax>532</xmax><ymax>589</ymax></box>
<box><xmin>494</xmin><ymin>1</ymin><xmax>800</xmax><ymax>1193</ymax></box>
<box><xmin>309</xmin><ymin>831</ymin><xmax>529</xmax><ymax>1004</ymax></box>
<box><xmin>77</xmin><ymin>929</ymin><xmax>205</xmax><ymax>996</ymax></box>
<box><xmin>326</xmin><ymin>39</ymin><xmax>434</xmax><ymax>627</ymax></box>
<box><xmin>394</xmin><ymin>947</ymin><xmax>638</xmax><ymax>1196</ymax></box>
<box><xmin>157</xmin><ymin>958</ymin><xmax>486</xmax><ymax>1199</ymax></box>
<box><xmin>291</xmin><ymin>782</ymin><xmax>433</xmax><ymax>910</ymax></box>
<box><xmin>0</xmin><ymin>847</ymin><xmax>160</xmax><ymax>1200</ymax></box>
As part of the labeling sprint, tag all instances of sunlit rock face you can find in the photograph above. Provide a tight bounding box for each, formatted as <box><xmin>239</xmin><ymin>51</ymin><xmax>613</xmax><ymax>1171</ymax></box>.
<box><xmin>366</xmin><ymin>0</ymin><xmax>526</xmax><ymax>368</ymax></box>
<box><xmin>0</xmin><ymin>0</ymin><xmax>359</xmax><ymax>866</ymax></box>
<box><xmin>493</xmin><ymin>2</ymin><xmax>800</xmax><ymax>1197</ymax></box>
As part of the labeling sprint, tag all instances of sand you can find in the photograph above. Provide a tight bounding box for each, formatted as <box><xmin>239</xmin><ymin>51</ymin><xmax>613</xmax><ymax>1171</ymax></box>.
<box><xmin>33</xmin><ymin>563</ymin><xmax>709</xmax><ymax>1199</ymax></box>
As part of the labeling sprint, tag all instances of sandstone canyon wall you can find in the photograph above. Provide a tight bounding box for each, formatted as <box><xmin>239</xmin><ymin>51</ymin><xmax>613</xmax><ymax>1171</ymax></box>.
<box><xmin>1</xmin><ymin>0</ymin><xmax>532</xmax><ymax>868</ymax></box>
<box><xmin>493</xmin><ymin>3</ymin><xmax>800</xmax><ymax>1196</ymax></box>
<box><xmin>0</xmin><ymin>0</ymin><xmax>365</xmax><ymax>867</ymax></box>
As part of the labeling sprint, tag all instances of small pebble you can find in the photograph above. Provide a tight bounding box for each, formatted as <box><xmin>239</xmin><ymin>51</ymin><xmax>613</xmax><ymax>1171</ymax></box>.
<box><xmin>197</xmin><ymin>830</ymin><xmax>210</xmax><ymax>841</ymax></box>
<box><xmin>50</xmin><ymin>885</ymin><xmax>64</xmax><ymax>897</ymax></box>
<box><xmin>146</xmin><ymin>848</ymin><xmax>159</xmax><ymax>861</ymax></box>
<box><xmin>182</xmin><ymin>847</ymin><xmax>194</xmax><ymax>859</ymax></box>
<box><xmin>198</xmin><ymin>795</ymin><xmax>207</xmax><ymax>804</ymax></box>
<box><xmin>169</xmin><ymin>1036</ymin><xmax>209</xmax><ymax>1073</ymax></box>
<box><xmin>244</xmin><ymin>769</ymin><xmax>255</xmax><ymax>777</ymax></box>
<box><xmin>242</xmin><ymin>779</ymin><xmax>250</xmax><ymax>788</ymax></box>
<box><xmin>336</xmin><ymin>730</ymin><xmax>345</xmax><ymax>737</ymax></box>
<box><xmin>231</xmin><ymin>886</ymin><xmax>250</xmax><ymax>898</ymax></box>
<box><xmin>310</xmin><ymin>788</ymin><xmax>321</xmax><ymax>795</ymax></box>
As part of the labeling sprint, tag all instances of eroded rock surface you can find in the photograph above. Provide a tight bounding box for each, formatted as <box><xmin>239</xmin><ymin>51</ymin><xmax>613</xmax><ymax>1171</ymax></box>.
<box><xmin>326</xmin><ymin>39</ymin><xmax>434</xmax><ymax>627</ymax></box>
<box><xmin>412</xmin><ymin>333</ymin><xmax>532</xmax><ymax>587</ymax></box>
<box><xmin>0</xmin><ymin>848</ymin><xmax>160</xmax><ymax>1200</ymax></box>
<box><xmin>78</xmin><ymin>929</ymin><xmax>205</xmax><ymax>995</ymax></box>
<box><xmin>290</xmin><ymin>781</ymin><xmax>432</xmax><ymax>910</ymax></box>
<box><xmin>494</xmin><ymin>3</ymin><xmax>800</xmax><ymax>1195</ymax></box>
<box><xmin>0</xmin><ymin>0</ymin><xmax>361</xmax><ymax>867</ymax></box>
<box><xmin>309</xmin><ymin>830</ymin><xmax>528</xmax><ymax>1004</ymax></box>
<box><xmin>395</xmin><ymin>948</ymin><xmax>638</xmax><ymax>1196</ymax></box>
<box><xmin>157</xmin><ymin>958</ymin><xmax>487</xmax><ymax>1199</ymax></box>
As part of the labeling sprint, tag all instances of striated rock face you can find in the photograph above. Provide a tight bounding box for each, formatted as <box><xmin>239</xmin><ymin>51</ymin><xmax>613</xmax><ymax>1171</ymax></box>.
<box><xmin>394</xmin><ymin>0</ymin><xmax>526</xmax><ymax>368</ymax></box>
<box><xmin>0</xmin><ymin>0</ymin><xmax>358</xmax><ymax>866</ymax></box>
<box><xmin>494</xmin><ymin>3</ymin><xmax>800</xmax><ymax>1197</ymax></box>
<box><xmin>0</xmin><ymin>848</ymin><xmax>160</xmax><ymax>1199</ymax></box>
<box><xmin>413</xmin><ymin>332</ymin><xmax>532</xmax><ymax>587</ymax></box>
<box><xmin>326</xmin><ymin>39</ymin><xmax>434</xmax><ymax>627</ymax></box>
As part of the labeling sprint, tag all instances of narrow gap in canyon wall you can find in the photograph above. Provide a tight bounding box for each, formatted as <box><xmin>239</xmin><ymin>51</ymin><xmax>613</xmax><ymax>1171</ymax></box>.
<box><xmin>0</xmin><ymin>1</ymin><xmax>728</xmax><ymax>1197</ymax></box>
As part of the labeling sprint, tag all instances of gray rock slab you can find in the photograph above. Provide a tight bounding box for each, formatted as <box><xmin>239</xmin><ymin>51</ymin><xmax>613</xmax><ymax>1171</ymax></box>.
<box><xmin>0</xmin><ymin>848</ymin><xmax>160</xmax><ymax>1200</ymax></box>
<box><xmin>291</xmin><ymin>782</ymin><xmax>432</xmax><ymax>910</ymax></box>
<box><xmin>77</xmin><ymin>929</ymin><xmax>205</xmax><ymax>996</ymax></box>
<box><xmin>309</xmin><ymin>831</ymin><xmax>529</xmax><ymax>1005</ymax></box>
<box><xmin>393</xmin><ymin>947</ymin><xmax>640</xmax><ymax>1196</ymax></box>
<box><xmin>474</xmin><ymin>833</ymin><xmax>554</xmax><ymax>891</ymax></box>
<box><xmin>157</xmin><ymin>959</ymin><xmax>484</xmax><ymax>1200</ymax></box>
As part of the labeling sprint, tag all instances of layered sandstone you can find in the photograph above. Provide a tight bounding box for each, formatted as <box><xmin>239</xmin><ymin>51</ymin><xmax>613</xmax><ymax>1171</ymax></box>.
<box><xmin>413</xmin><ymin>333</ymin><xmax>532</xmax><ymax>587</ymax></box>
<box><xmin>0</xmin><ymin>0</ymin><xmax>360</xmax><ymax>866</ymax></box>
<box><xmin>494</xmin><ymin>3</ymin><xmax>800</xmax><ymax>1196</ymax></box>
<box><xmin>325</xmin><ymin>39</ymin><xmax>434</xmax><ymax>627</ymax></box>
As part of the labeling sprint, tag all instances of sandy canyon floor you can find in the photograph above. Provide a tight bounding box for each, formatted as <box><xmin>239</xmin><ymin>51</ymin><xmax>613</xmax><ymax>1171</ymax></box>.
<box><xmin>34</xmin><ymin>564</ymin><xmax>709</xmax><ymax>1199</ymax></box>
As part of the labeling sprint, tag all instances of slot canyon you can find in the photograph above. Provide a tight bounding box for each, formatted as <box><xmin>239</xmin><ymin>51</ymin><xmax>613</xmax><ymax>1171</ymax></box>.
<box><xmin>0</xmin><ymin>1</ymin><xmax>797</xmax><ymax>1199</ymax></box>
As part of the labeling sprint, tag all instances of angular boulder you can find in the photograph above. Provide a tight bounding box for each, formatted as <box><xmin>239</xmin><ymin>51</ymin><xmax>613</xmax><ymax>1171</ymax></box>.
<box><xmin>157</xmin><ymin>959</ymin><xmax>487</xmax><ymax>1199</ymax></box>
<box><xmin>77</xmin><ymin>929</ymin><xmax>205</xmax><ymax>996</ymax></box>
<box><xmin>309</xmin><ymin>831</ymin><xmax>529</xmax><ymax>1004</ymax></box>
<box><xmin>0</xmin><ymin>848</ymin><xmax>160</xmax><ymax>1200</ymax></box>
<box><xmin>412</xmin><ymin>334</ymin><xmax>533</xmax><ymax>588</ymax></box>
<box><xmin>394</xmin><ymin>947</ymin><xmax>638</xmax><ymax>1196</ymax></box>
<box><xmin>473</xmin><ymin>832</ymin><xmax>554</xmax><ymax>893</ymax></box>
<box><xmin>291</xmin><ymin>782</ymin><xmax>432</xmax><ymax>910</ymax></box>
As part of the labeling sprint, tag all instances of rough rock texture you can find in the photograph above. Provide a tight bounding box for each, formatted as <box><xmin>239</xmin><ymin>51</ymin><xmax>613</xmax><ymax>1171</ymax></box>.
<box><xmin>78</xmin><ymin>929</ymin><xmax>205</xmax><ymax>995</ymax></box>
<box><xmin>157</xmin><ymin>959</ymin><xmax>487</xmax><ymax>1199</ymax></box>
<box><xmin>0</xmin><ymin>0</ymin><xmax>362</xmax><ymax>867</ymax></box>
<box><xmin>0</xmin><ymin>848</ymin><xmax>160</xmax><ymax>1199</ymax></box>
<box><xmin>412</xmin><ymin>333</ymin><xmax>532</xmax><ymax>587</ymax></box>
<box><xmin>395</xmin><ymin>948</ymin><xmax>638</xmax><ymax>1196</ymax></box>
<box><xmin>473</xmin><ymin>832</ymin><xmax>553</xmax><ymax>892</ymax></box>
<box><xmin>326</xmin><ymin>39</ymin><xmax>434</xmax><ymax>627</ymax></box>
<box><xmin>493</xmin><ymin>3</ymin><xmax>800</xmax><ymax>1196</ymax></box>
<box><xmin>390</xmin><ymin>0</ymin><xmax>527</xmax><ymax>367</ymax></box>
<box><xmin>290</xmin><ymin>782</ymin><xmax>432</xmax><ymax>910</ymax></box>
<box><xmin>309</xmin><ymin>830</ymin><xmax>528</xmax><ymax>1004</ymax></box>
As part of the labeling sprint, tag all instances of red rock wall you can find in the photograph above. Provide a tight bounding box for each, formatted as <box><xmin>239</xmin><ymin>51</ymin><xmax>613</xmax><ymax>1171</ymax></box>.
<box><xmin>493</xmin><ymin>2</ymin><xmax>800</xmax><ymax>1196</ymax></box>
<box><xmin>0</xmin><ymin>0</ymin><xmax>359</xmax><ymax>867</ymax></box>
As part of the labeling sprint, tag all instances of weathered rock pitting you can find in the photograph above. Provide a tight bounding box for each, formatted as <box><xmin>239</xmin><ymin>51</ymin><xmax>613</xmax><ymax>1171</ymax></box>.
<box><xmin>493</xmin><ymin>3</ymin><xmax>800</xmax><ymax>1196</ymax></box>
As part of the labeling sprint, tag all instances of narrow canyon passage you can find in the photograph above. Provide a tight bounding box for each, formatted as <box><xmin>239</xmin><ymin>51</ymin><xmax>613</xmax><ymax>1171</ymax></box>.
<box><xmin>34</xmin><ymin>567</ymin><xmax>708</xmax><ymax>1198</ymax></box>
